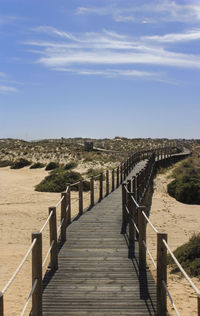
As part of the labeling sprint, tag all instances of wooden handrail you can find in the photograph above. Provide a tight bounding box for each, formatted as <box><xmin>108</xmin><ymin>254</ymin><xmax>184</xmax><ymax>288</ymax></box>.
<box><xmin>121</xmin><ymin>146</ymin><xmax>197</xmax><ymax>316</ymax></box>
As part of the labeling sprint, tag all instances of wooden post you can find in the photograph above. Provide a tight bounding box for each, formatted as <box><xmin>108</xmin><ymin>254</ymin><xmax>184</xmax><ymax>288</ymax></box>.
<box><xmin>128</xmin><ymin>193</ymin><xmax>135</xmax><ymax>258</ymax></box>
<box><xmin>90</xmin><ymin>176</ymin><xmax>94</xmax><ymax>207</ymax></box>
<box><xmin>138</xmin><ymin>206</ymin><xmax>146</xmax><ymax>271</ymax></box>
<box><xmin>197</xmin><ymin>295</ymin><xmax>200</xmax><ymax>316</ymax></box>
<box><xmin>79</xmin><ymin>180</ymin><xmax>83</xmax><ymax>215</ymax></box>
<box><xmin>66</xmin><ymin>184</ymin><xmax>71</xmax><ymax>225</ymax></box>
<box><xmin>99</xmin><ymin>172</ymin><xmax>103</xmax><ymax>201</ymax></box>
<box><xmin>0</xmin><ymin>292</ymin><xmax>3</xmax><ymax>316</ymax></box>
<box><xmin>120</xmin><ymin>164</ymin><xmax>123</xmax><ymax>184</ymax></box>
<box><xmin>121</xmin><ymin>183</ymin><xmax>128</xmax><ymax>234</ymax></box>
<box><xmin>135</xmin><ymin>175</ymin><xmax>138</xmax><ymax>202</ymax></box>
<box><xmin>32</xmin><ymin>232</ymin><xmax>42</xmax><ymax>316</ymax></box>
<box><xmin>61</xmin><ymin>192</ymin><xmax>67</xmax><ymax>242</ymax></box>
<box><xmin>106</xmin><ymin>170</ymin><xmax>109</xmax><ymax>196</ymax></box>
<box><xmin>112</xmin><ymin>169</ymin><xmax>115</xmax><ymax>191</ymax></box>
<box><xmin>157</xmin><ymin>233</ymin><xmax>167</xmax><ymax>316</ymax></box>
<box><xmin>117</xmin><ymin>167</ymin><xmax>119</xmax><ymax>188</ymax></box>
<box><xmin>49</xmin><ymin>207</ymin><xmax>58</xmax><ymax>271</ymax></box>
<box><xmin>123</xmin><ymin>162</ymin><xmax>126</xmax><ymax>180</ymax></box>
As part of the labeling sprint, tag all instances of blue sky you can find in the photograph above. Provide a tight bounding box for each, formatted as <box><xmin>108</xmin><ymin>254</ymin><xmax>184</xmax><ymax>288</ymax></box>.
<box><xmin>0</xmin><ymin>0</ymin><xmax>200</xmax><ymax>140</ymax></box>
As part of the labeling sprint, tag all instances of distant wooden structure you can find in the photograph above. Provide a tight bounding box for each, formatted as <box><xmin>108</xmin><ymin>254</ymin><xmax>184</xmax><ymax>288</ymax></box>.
<box><xmin>84</xmin><ymin>140</ymin><xmax>93</xmax><ymax>151</ymax></box>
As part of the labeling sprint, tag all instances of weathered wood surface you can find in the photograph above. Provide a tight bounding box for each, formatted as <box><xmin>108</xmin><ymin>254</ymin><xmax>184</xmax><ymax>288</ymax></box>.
<box><xmin>43</xmin><ymin>161</ymin><xmax>156</xmax><ymax>315</ymax></box>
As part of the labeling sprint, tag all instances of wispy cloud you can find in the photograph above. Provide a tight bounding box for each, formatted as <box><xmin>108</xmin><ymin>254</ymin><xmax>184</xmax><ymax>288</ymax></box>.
<box><xmin>143</xmin><ymin>28</ymin><xmax>200</xmax><ymax>43</ymax></box>
<box><xmin>75</xmin><ymin>1</ymin><xmax>200</xmax><ymax>24</ymax></box>
<box><xmin>0</xmin><ymin>72</ymin><xmax>19</xmax><ymax>94</ymax></box>
<box><xmin>0</xmin><ymin>15</ymin><xmax>25</xmax><ymax>25</ymax></box>
<box><xmin>0</xmin><ymin>85</ymin><xmax>18</xmax><ymax>94</ymax></box>
<box><xmin>28</xmin><ymin>26</ymin><xmax>200</xmax><ymax>70</ymax></box>
<box><xmin>53</xmin><ymin>67</ymin><xmax>157</xmax><ymax>79</ymax></box>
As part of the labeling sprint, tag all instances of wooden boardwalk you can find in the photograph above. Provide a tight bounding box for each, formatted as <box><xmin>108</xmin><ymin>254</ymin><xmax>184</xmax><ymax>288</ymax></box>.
<box><xmin>43</xmin><ymin>161</ymin><xmax>156</xmax><ymax>316</ymax></box>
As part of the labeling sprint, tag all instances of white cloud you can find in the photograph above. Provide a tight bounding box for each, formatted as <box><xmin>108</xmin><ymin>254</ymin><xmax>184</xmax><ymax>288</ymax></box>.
<box><xmin>0</xmin><ymin>72</ymin><xmax>6</xmax><ymax>77</ymax></box>
<box><xmin>27</xmin><ymin>27</ymin><xmax>200</xmax><ymax>70</ymax></box>
<box><xmin>75</xmin><ymin>1</ymin><xmax>200</xmax><ymax>24</ymax></box>
<box><xmin>37</xmin><ymin>50</ymin><xmax>200</xmax><ymax>69</ymax></box>
<box><xmin>53</xmin><ymin>67</ymin><xmax>156</xmax><ymax>78</ymax></box>
<box><xmin>144</xmin><ymin>29</ymin><xmax>200</xmax><ymax>43</ymax></box>
<box><xmin>0</xmin><ymin>85</ymin><xmax>18</xmax><ymax>94</ymax></box>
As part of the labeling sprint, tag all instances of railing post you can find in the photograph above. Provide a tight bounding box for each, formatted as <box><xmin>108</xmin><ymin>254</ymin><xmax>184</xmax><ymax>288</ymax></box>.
<box><xmin>121</xmin><ymin>183</ymin><xmax>128</xmax><ymax>234</ymax></box>
<box><xmin>157</xmin><ymin>233</ymin><xmax>167</xmax><ymax>316</ymax></box>
<box><xmin>0</xmin><ymin>292</ymin><xmax>3</xmax><ymax>316</ymax></box>
<box><xmin>106</xmin><ymin>170</ymin><xmax>109</xmax><ymax>196</ymax></box>
<box><xmin>49</xmin><ymin>207</ymin><xmax>58</xmax><ymax>271</ymax></box>
<box><xmin>79</xmin><ymin>180</ymin><xmax>83</xmax><ymax>215</ymax></box>
<box><xmin>112</xmin><ymin>169</ymin><xmax>115</xmax><ymax>191</ymax></box>
<box><xmin>99</xmin><ymin>172</ymin><xmax>103</xmax><ymax>201</ymax></box>
<box><xmin>123</xmin><ymin>162</ymin><xmax>126</xmax><ymax>180</ymax></box>
<box><xmin>134</xmin><ymin>175</ymin><xmax>138</xmax><ymax>202</ymax></box>
<box><xmin>61</xmin><ymin>192</ymin><xmax>67</xmax><ymax>242</ymax></box>
<box><xmin>117</xmin><ymin>167</ymin><xmax>119</xmax><ymax>188</ymax></box>
<box><xmin>138</xmin><ymin>206</ymin><xmax>146</xmax><ymax>271</ymax></box>
<box><xmin>32</xmin><ymin>232</ymin><xmax>42</xmax><ymax>316</ymax></box>
<box><xmin>90</xmin><ymin>176</ymin><xmax>94</xmax><ymax>207</ymax></box>
<box><xmin>120</xmin><ymin>164</ymin><xmax>123</xmax><ymax>184</ymax></box>
<box><xmin>197</xmin><ymin>295</ymin><xmax>200</xmax><ymax>316</ymax></box>
<box><xmin>66</xmin><ymin>184</ymin><xmax>71</xmax><ymax>225</ymax></box>
<box><xmin>128</xmin><ymin>192</ymin><xmax>135</xmax><ymax>258</ymax></box>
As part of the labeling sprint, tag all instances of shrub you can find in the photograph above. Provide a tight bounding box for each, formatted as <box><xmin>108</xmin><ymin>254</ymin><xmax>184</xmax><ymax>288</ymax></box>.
<box><xmin>86</xmin><ymin>168</ymin><xmax>105</xmax><ymax>180</ymax></box>
<box><xmin>30</xmin><ymin>162</ymin><xmax>45</xmax><ymax>169</ymax></box>
<box><xmin>168</xmin><ymin>234</ymin><xmax>200</xmax><ymax>277</ymax></box>
<box><xmin>35</xmin><ymin>169</ymin><xmax>90</xmax><ymax>193</ymax></box>
<box><xmin>64</xmin><ymin>161</ymin><xmax>78</xmax><ymax>170</ymax></box>
<box><xmin>11</xmin><ymin>158</ymin><xmax>31</xmax><ymax>169</ymax></box>
<box><xmin>168</xmin><ymin>157</ymin><xmax>200</xmax><ymax>204</ymax></box>
<box><xmin>0</xmin><ymin>160</ymin><xmax>12</xmax><ymax>168</ymax></box>
<box><xmin>45</xmin><ymin>162</ymin><xmax>59</xmax><ymax>171</ymax></box>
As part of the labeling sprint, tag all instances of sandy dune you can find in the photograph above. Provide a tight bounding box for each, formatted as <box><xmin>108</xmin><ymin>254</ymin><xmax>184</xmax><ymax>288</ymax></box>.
<box><xmin>147</xmin><ymin>167</ymin><xmax>200</xmax><ymax>316</ymax></box>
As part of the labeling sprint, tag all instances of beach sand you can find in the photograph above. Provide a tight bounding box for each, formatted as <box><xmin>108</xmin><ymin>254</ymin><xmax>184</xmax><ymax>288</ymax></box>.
<box><xmin>0</xmin><ymin>166</ymin><xmax>94</xmax><ymax>316</ymax></box>
<box><xmin>147</xmin><ymin>167</ymin><xmax>200</xmax><ymax>316</ymax></box>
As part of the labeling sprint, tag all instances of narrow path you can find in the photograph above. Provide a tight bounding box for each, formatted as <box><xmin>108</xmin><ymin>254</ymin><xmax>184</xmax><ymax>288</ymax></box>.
<box><xmin>43</xmin><ymin>161</ymin><xmax>156</xmax><ymax>315</ymax></box>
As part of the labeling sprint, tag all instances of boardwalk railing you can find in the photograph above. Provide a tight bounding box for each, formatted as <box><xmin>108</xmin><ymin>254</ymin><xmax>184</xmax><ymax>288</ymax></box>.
<box><xmin>0</xmin><ymin>143</ymin><xmax>189</xmax><ymax>316</ymax></box>
<box><xmin>121</xmin><ymin>148</ymin><xmax>200</xmax><ymax>316</ymax></box>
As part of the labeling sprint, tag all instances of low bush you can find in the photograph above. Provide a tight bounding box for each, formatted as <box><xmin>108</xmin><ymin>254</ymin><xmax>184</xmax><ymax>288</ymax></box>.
<box><xmin>86</xmin><ymin>168</ymin><xmax>106</xmax><ymax>180</ymax></box>
<box><xmin>35</xmin><ymin>169</ymin><xmax>90</xmax><ymax>193</ymax></box>
<box><xmin>0</xmin><ymin>160</ymin><xmax>12</xmax><ymax>168</ymax></box>
<box><xmin>168</xmin><ymin>234</ymin><xmax>200</xmax><ymax>277</ymax></box>
<box><xmin>11</xmin><ymin>158</ymin><xmax>31</xmax><ymax>169</ymax></box>
<box><xmin>167</xmin><ymin>157</ymin><xmax>200</xmax><ymax>204</ymax></box>
<box><xmin>45</xmin><ymin>161</ymin><xmax>59</xmax><ymax>171</ymax></box>
<box><xmin>64</xmin><ymin>161</ymin><xmax>78</xmax><ymax>170</ymax></box>
<box><xmin>30</xmin><ymin>162</ymin><xmax>45</xmax><ymax>169</ymax></box>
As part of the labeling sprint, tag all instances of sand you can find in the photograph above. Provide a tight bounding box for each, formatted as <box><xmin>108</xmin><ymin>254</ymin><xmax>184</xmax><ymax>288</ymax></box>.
<box><xmin>0</xmin><ymin>166</ymin><xmax>94</xmax><ymax>316</ymax></box>
<box><xmin>0</xmin><ymin>165</ymin><xmax>200</xmax><ymax>315</ymax></box>
<box><xmin>147</xmin><ymin>167</ymin><xmax>200</xmax><ymax>316</ymax></box>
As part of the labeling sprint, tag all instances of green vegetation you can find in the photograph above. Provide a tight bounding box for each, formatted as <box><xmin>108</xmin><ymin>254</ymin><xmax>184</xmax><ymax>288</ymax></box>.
<box><xmin>30</xmin><ymin>162</ymin><xmax>45</xmax><ymax>169</ymax></box>
<box><xmin>167</xmin><ymin>158</ymin><xmax>200</xmax><ymax>204</ymax></box>
<box><xmin>168</xmin><ymin>234</ymin><xmax>200</xmax><ymax>277</ymax></box>
<box><xmin>11</xmin><ymin>158</ymin><xmax>31</xmax><ymax>169</ymax></box>
<box><xmin>35</xmin><ymin>169</ymin><xmax>90</xmax><ymax>192</ymax></box>
<box><xmin>0</xmin><ymin>160</ymin><xmax>12</xmax><ymax>167</ymax></box>
<box><xmin>64</xmin><ymin>161</ymin><xmax>78</xmax><ymax>170</ymax></box>
<box><xmin>86</xmin><ymin>168</ymin><xmax>105</xmax><ymax>180</ymax></box>
<box><xmin>45</xmin><ymin>161</ymin><xmax>59</xmax><ymax>171</ymax></box>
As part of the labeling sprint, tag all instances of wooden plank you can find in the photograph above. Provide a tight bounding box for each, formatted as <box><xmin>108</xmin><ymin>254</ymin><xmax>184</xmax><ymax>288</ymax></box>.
<box><xmin>43</xmin><ymin>161</ymin><xmax>156</xmax><ymax>316</ymax></box>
